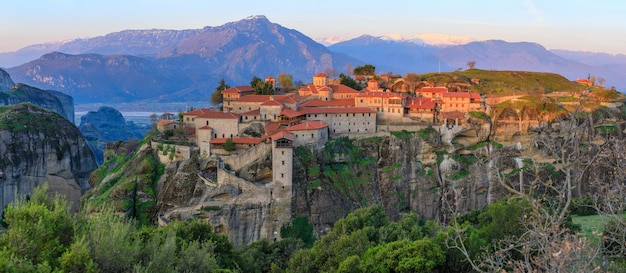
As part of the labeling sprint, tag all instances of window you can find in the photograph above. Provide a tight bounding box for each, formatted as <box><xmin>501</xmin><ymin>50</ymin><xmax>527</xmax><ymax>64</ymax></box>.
<box><xmin>282</xmin><ymin>160</ymin><xmax>285</xmax><ymax>165</ymax></box>
<box><xmin>281</xmin><ymin>173</ymin><xmax>284</xmax><ymax>178</ymax></box>
<box><xmin>281</xmin><ymin>151</ymin><xmax>284</xmax><ymax>155</ymax></box>
<box><xmin>206</xmin><ymin>121</ymin><xmax>209</xmax><ymax>125</ymax></box>
<box><xmin>311</xmin><ymin>134</ymin><xmax>314</xmax><ymax>138</ymax></box>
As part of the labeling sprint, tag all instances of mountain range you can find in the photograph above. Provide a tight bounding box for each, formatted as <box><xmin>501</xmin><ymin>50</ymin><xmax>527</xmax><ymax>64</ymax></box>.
<box><xmin>1</xmin><ymin>15</ymin><xmax>625</xmax><ymax>104</ymax></box>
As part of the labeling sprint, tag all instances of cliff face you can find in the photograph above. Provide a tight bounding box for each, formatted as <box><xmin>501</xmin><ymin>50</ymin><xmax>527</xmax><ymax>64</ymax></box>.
<box><xmin>79</xmin><ymin>106</ymin><xmax>145</xmax><ymax>165</ymax></box>
<box><xmin>0</xmin><ymin>103</ymin><xmax>97</xmax><ymax>214</ymax></box>
<box><xmin>0</xmin><ymin>83</ymin><xmax>74</xmax><ymax>121</ymax></box>
<box><xmin>0</xmin><ymin>69</ymin><xmax>14</xmax><ymax>91</ymax></box>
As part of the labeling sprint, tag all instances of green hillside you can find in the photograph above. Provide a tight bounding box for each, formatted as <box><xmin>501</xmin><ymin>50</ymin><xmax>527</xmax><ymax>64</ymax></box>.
<box><xmin>419</xmin><ymin>69</ymin><xmax>586</xmax><ymax>95</ymax></box>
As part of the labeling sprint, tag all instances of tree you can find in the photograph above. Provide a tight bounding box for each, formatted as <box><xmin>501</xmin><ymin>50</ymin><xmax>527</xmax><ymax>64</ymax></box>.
<box><xmin>339</xmin><ymin>73</ymin><xmax>361</xmax><ymax>91</ymax></box>
<box><xmin>251</xmin><ymin>76</ymin><xmax>274</xmax><ymax>95</ymax></box>
<box><xmin>211</xmin><ymin>78</ymin><xmax>230</xmax><ymax>106</ymax></box>
<box><xmin>467</xmin><ymin>61</ymin><xmax>476</xmax><ymax>69</ymax></box>
<box><xmin>404</xmin><ymin>73</ymin><xmax>421</xmax><ymax>93</ymax></box>
<box><xmin>353</xmin><ymin>64</ymin><xmax>376</xmax><ymax>76</ymax></box>
<box><xmin>278</xmin><ymin>72</ymin><xmax>294</xmax><ymax>91</ymax></box>
<box><xmin>224</xmin><ymin>138</ymin><xmax>236</xmax><ymax>152</ymax></box>
<box><xmin>149</xmin><ymin>113</ymin><xmax>158</xmax><ymax>125</ymax></box>
<box><xmin>597</xmin><ymin>77</ymin><xmax>606</xmax><ymax>87</ymax></box>
<box><xmin>323</xmin><ymin>67</ymin><xmax>339</xmax><ymax>79</ymax></box>
<box><xmin>345</xmin><ymin>64</ymin><xmax>353</xmax><ymax>77</ymax></box>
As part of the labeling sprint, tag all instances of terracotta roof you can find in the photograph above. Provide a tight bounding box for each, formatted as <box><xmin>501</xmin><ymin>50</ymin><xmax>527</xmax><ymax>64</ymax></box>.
<box><xmin>261</xmin><ymin>99</ymin><xmax>283</xmax><ymax>106</ymax></box>
<box><xmin>355</xmin><ymin>92</ymin><xmax>407</xmax><ymax>98</ymax></box>
<box><xmin>286</xmin><ymin>121</ymin><xmax>329</xmax><ymax>131</ymax></box>
<box><xmin>300</xmin><ymin>99</ymin><xmax>355</xmax><ymax>108</ymax></box>
<box><xmin>198</xmin><ymin>125</ymin><xmax>213</xmax><ymax>130</ymax></box>
<box><xmin>270</xmin><ymin>130</ymin><xmax>295</xmax><ymax>141</ymax></box>
<box><xmin>441</xmin><ymin>111</ymin><xmax>466</xmax><ymax>119</ymax></box>
<box><xmin>443</xmin><ymin>92</ymin><xmax>472</xmax><ymax>98</ymax></box>
<box><xmin>470</xmin><ymin>93</ymin><xmax>481</xmax><ymax>100</ymax></box>
<box><xmin>184</xmin><ymin>108</ymin><xmax>214</xmax><ymax>116</ymax></box>
<box><xmin>195</xmin><ymin>109</ymin><xmax>241</xmax><ymax>119</ymax></box>
<box><xmin>416</xmin><ymin>87</ymin><xmax>448</xmax><ymax>93</ymax></box>
<box><xmin>314</xmin><ymin>72</ymin><xmax>328</xmax><ymax>77</ymax></box>
<box><xmin>264</xmin><ymin>122</ymin><xmax>284</xmax><ymax>136</ymax></box>
<box><xmin>299</xmin><ymin>107</ymin><xmax>376</xmax><ymax>114</ymax></box>
<box><xmin>235</xmin><ymin>94</ymin><xmax>301</xmax><ymax>104</ymax></box>
<box><xmin>221</xmin><ymin>86</ymin><xmax>254</xmax><ymax>94</ymax></box>
<box><xmin>328</xmin><ymin>84</ymin><xmax>359</xmax><ymax>94</ymax></box>
<box><xmin>157</xmin><ymin>120</ymin><xmax>173</xmax><ymax>126</ymax></box>
<box><xmin>241</xmin><ymin>109</ymin><xmax>260</xmax><ymax>116</ymax></box>
<box><xmin>279</xmin><ymin>108</ymin><xmax>304</xmax><ymax>118</ymax></box>
<box><xmin>209</xmin><ymin>137</ymin><xmax>264</xmax><ymax>145</ymax></box>
<box><xmin>406</xmin><ymin>97</ymin><xmax>436</xmax><ymax>109</ymax></box>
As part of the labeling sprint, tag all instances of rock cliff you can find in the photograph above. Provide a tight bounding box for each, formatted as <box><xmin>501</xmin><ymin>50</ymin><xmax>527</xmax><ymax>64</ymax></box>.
<box><xmin>0</xmin><ymin>83</ymin><xmax>74</xmax><ymax>122</ymax></box>
<box><xmin>0</xmin><ymin>69</ymin><xmax>14</xmax><ymax>91</ymax></box>
<box><xmin>86</xmin><ymin>106</ymin><xmax>626</xmax><ymax>245</ymax></box>
<box><xmin>79</xmin><ymin>106</ymin><xmax>145</xmax><ymax>165</ymax></box>
<box><xmin>0</xmin><ymin>103</ymin><xmax>97</xmax><ymax>214</ymax></box>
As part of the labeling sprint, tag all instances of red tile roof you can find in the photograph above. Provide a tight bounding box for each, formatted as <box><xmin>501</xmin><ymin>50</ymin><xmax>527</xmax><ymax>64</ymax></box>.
<box><xmin>328</xmin><ymin>84</ymin><xmax>359</xmax><ymax>94</ymax></box>
<box><xmin>441</xmin><ymin>111</ymin><xmax>466</xmax><ymax>119</ymax></box>
<box><xmin>241</xmin><ymin>109</ymin><xmax>260</xmax><ymax>115</ymax></box>
<box><xmin>405</xmin><ymin>97</ymin><xmax>436</xmax><ymax>109</ymax></box>
<box><xmin>198</xmin><ymin>125</ymin><xmax>213</xmax><ymax>130</ymax></box>
<box><xmin>443</xmin><ymin>92</ymin><xmax>472</xmax><ymax>98</ymax></box>
<box><xmin>299</xmin><ymin>99</ymin><xmax>355</xmax><ymax>108</ymax></box>
<box><xmin>286</xmin><ymin>121</ymin><xmax>329</xmax><ymax>131</ymax></box>
<box><xmin>157</xmin><ymin>120</ymin><xmax>173</xmax><ymax>126</ymax></box>
<box><xmin>470</xmin><ymin>93</ymin><xmax>481</xmax><ymax>100</ymax></box>
<box><xmin>299</xmin><ymin>107</ymin><xmax>376</xmax><ymax>114</ymax></box>
<box><xmin>279</xmin><ymin>108</ymin><xmax>304</xmax><ymax>118</ymax></box>
<box><xmin>314</xmin><ymin>73</ymin><xmax>328</xmax><ymax>77</ymax></box>
<box><xmin>270</xmin><ymin>130</ymin><xmax>295</xmax><ymax>141</ymax></box>
<box><xmin>355</xmin><ymin>92</ymin><xmax>407</xmax><ymax>99</ymax></box>
<box><xmin>184</xmin><ymin>108</ymin><xmax>214</xmax><ymax>116</ymax></box>
<box><xmin>261</xmin><ymin>99</ymin><xmax>283</xmax><ymax>106</ymax></box>
<box><xmin>209</xmin><ymin>137</ymin><xmax>264</xmax><ymax>145</ymax></box>
<box><xmin>194</xmin><ymin>109</ymin><xmax>241</xmax><ymax>119</ymax></box>
<box><xmin>221</xmin><ymin>86</ymin><xmax>254</xmax><ymax>94</ymax></box>
<box><xmin>264</xmin><ymin>122</ymin><xmax>284</xmax><ymax>136</ymax></box>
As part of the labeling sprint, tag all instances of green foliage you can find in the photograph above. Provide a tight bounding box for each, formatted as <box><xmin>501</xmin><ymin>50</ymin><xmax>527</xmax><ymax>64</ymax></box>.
<box><xmin>353</xmin><ymin>64</ymin><xmax>376</xmax><ymax>76</ymax></box>
<box><xmin>281</xmin><ymin>216</ymin><xmax>316</xmax><ymax>248</ymax></box>
<box><xmin>360</xmin><ymin>238</ymin><xmax>445</xmax><ymax>273</ymax></box>
<box><xmin>224</xmin><ymin>138</ymin><xmax>236</xmax><ymax>152</ymax></box>
<box><xmin>570</xmin><ymin>197</ymin><xmax>597</xmax><ymax>216</ymax></box>
<box><xmin>277</xmin><ymin>72</ymin><xmax>294</xmax><ymax>90</ymax></box>
<box><xmin>0</xmin><ymin>184</ymin><xmax>73</xmax><ymax>268</ymax></box>
<box><xmin>468</xmin><ymin>111</ymin><xmax>489</xmax><ymax>120</ymax></box>
<box><xmin>251</xmin><ymin>76</ymin><xmax>275</xmax><ymax>95</ymax></box>
<box><xmin>391</xmin><ymin>130</ymin><xmax>415</xmax><ymax>140</ymax></box>
<box><xmin>339</xmin><ymin>73</ymin><xmax>361</xmax><ymax>90</ymax></box>
<box><xmin>212</xmin><ymin>78</ymin><xmax>230</xmax><ymax>105</ymax></box>
<box><xmin>447</xmin><ymin>169</ymin><xmax>470</xmax><ymax>180</ymax></box>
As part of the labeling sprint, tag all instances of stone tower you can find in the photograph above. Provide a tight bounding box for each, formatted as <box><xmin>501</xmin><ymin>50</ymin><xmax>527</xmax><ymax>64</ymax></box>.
<box><xmin>267</xmin><ymin>131</ymin><xmax>295</xmax><ymax>241</ymax></box>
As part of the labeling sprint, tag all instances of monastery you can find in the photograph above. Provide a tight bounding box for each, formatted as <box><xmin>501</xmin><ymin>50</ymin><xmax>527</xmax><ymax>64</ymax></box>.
<box><xmin>155</xmin><ymin>72</ymin><xmax>486</xmax><ymax>241</ymax></box>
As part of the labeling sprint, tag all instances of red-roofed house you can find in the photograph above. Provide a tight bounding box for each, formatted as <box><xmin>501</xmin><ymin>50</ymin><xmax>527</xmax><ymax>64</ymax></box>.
<box><xmin>277</xmin><ymin>108</ymin><xmax>305</xmax><ymax>125</ymax></box>
<box><xmin>222</xmin><ymin>86</ymin><xmax>254</xmax><ymax>112</ymax></box>
<box><xmin>441</xmin><ymin>92</ymin><xmax>472</xmax><ymax>112</ymax></box>
<box><xmin>156</xmin><ymin>119</ymin><xmax>182</xmax><ymax>132</ymax></box>
<box><xmin>416</xmin><ymin>87</ymin><xmax>448</xmax><ymax>99</ymax></box>
<box><xmin>299</xmin><ymin>99</ymin><xmax>355</xmax><ymax>108</ymax></box>
<box><xmin>355</xmin><ymin>91</ymin><xmax>407</xmax><ymax>120</ymax></box>
<box><xmin>405</xmin><ymin>97</ymin><xmax>437</xmax><ymax>121</ymax></box>
<box><xmin>285</xmin><ymin>121</ymin><xmax>329</xmax><ymax>148</ymax></box>
<box><xmin>299</xmin><ymin>107</ymin><xmax>376</xmax><ymax>135</ymax></box>
<box><xmin>183</xmin><ymin>108</ymin><xmax>241</xmax><ymax>144</ymax></box>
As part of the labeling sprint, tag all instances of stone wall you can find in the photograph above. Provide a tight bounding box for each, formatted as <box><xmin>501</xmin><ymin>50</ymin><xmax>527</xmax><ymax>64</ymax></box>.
<box><xmin>151</xmin><ymin>141</ymin><xmax>195</xmax><ymax>164</ymax></box>
<box><xmin>220</xmin><ymin>142</ymin><xmax>272</xmax><ymax>172</ymax></box>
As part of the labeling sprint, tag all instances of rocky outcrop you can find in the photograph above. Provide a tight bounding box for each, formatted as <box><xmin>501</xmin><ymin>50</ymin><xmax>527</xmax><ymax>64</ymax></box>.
<box><xmin>79</xmin><ymin>106</ymin><xmax>144</xmax><ymax>165</ymax></box>
<box><xmin>0</xmin><ymin>83</ymin><xmax>74</xmax><ymax>121</ymax></box>
<box><xmin>0</xmin><ymin>103</ymin><xmax>97</xmax><ymax>215</ymax></box>
<box><xmin>0</xmin><ymin>69</ymin><xmax>14</xmax><ymax>91</ymax></box>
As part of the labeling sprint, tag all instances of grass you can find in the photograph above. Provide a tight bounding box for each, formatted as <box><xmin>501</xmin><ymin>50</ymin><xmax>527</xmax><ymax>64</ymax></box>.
<box><xmin>573</xmin><ymin>213</ymin><xmax>626</xmax><ymax>240</ymax></box>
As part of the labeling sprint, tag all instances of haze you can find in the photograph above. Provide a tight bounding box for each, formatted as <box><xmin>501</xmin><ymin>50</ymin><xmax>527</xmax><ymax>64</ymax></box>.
<box><xmin>1</xmin><ymin>0</ymin><xmax>625</xmax><ymax>54</ymax></box>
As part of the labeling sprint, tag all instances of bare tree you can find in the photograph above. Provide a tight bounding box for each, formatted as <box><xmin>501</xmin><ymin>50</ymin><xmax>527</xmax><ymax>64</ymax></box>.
<box><xmin>467</xmin><ymin>61</ymin><xmax>476</xmax><ymax>69</ymax></box>
<box><xmin>597</xmin><ymin>77</ymin><xmax>606</xmax><ymax>87</ymax></box>
<box><xmin>448</xmin><ymin>109</ymin><xmax>626</xmax><ymax>272</ymax></box>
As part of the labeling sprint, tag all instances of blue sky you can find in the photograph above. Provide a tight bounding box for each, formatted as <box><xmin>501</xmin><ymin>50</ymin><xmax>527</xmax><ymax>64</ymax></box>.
<box><xmin>1</xmin><ymin>0</ymin><xmax>625</xmax><ymax>54</ymax></box>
